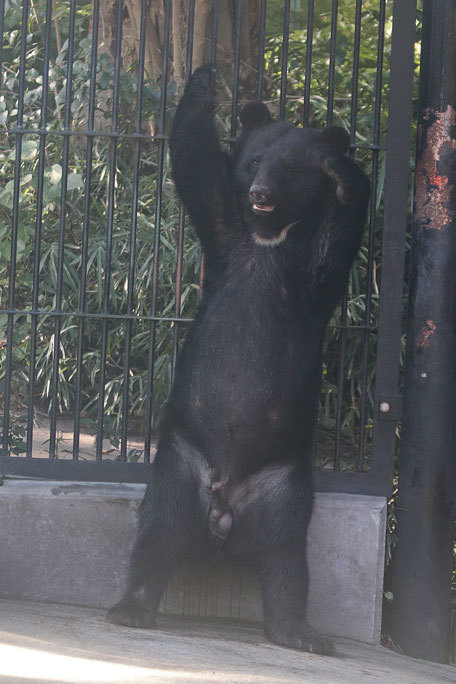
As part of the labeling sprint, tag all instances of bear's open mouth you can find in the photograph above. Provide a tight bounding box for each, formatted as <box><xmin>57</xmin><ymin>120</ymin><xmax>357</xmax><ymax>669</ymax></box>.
<box><xmin>252</xmin><ymin>203</ymin><xmax>275</xmax><ymax>215</ymax></box>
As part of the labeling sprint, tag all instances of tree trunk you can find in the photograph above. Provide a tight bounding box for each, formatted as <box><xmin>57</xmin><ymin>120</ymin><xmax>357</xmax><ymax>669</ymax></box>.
<box><xmin>95</xmin><ymin>0</ymin><xmax>260</xmax><ymax>98</ymax></box>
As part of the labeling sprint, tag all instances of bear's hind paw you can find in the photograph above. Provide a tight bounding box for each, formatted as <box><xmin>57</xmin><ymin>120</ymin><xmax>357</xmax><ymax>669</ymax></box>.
<box><xmin>107</xmin><ymin>598</ymin><xmax>157</xmax><ymax>629</ymax></box>
<box><xmin>265</xmin><ymin>621</ymin><xmax>335</xmax><ymax>656</ymax></box>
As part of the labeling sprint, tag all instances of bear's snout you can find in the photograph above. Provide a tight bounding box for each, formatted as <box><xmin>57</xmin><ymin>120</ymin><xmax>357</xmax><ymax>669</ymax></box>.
<box><xmin>249</xmin><ymin>184</ymin><xmax>272</xmax><ymax>204</ymax></box>
<box><xmin>250</xmin><ymin>184</ymin><xmax>276</xmax><ymax>213</ymax></box>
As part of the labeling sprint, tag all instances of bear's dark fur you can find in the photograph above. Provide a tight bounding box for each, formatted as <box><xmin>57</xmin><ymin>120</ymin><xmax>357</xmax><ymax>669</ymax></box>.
<box><xmin>107</xmin><ymin>65</ymin><xmax>370</xmax><ymax>655</ymax></box>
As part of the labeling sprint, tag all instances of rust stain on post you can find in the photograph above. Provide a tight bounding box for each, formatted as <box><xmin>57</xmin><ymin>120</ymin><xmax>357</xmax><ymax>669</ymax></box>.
<box><xmin>415</xmin><ymin>319</ymin><xmax>436</xmax><ymax>350</ymax></box>
<box><xmin>415</xmin><ymin>105</ymin><xmax>456</xmax><ymax>230</ymax></box>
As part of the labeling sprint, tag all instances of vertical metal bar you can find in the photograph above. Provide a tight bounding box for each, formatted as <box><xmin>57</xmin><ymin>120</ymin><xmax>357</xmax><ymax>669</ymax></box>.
<box><xmin>390</xmin><ymin>0</ymin><xmax>456</xmax><ymax>662</ymax></box>
<box><xmin>303</xmin><ymin>0</ymin><xmax>314</xmax><ymax>126</ymax></box>
<box><xmin>2</xmin><ymin>0</ymin><xmax>29</xmax><ymax>459</ymax></box>
<box><xmin>171</xmin><ymin>0</ymin><xmax>196</xmax><ymax>380</ymax></box>
<box><xmin>279</xmin><ymin>0</ymin><xmax>291</xmax><ymax>121</ymax></box>
<box><xmin>370</xmin><ymin>0</ymin><xmax>417</xmax><ymax>493</ymax></box>
<box><xmin>326</xmin><ymin>0</ymin><xmax>338</xmax><ymax>125</ymax></box>
<box><xmin>0</xmin><ymin>0</ymin><xmax>5</xmax><ymax>91</ymax></box>
<box><xmin>349</xmin><ymin>0</ymin><xmax>362</xmax><ymax>148</ymax></box>
<box><xmin>256</xmin><ymin>0</ymin><xmax>267</xmax><ymax>101</ymax></box>
<box><xmin>72</xmin><ymin>0</ymin><xmax>101</xmax><ymax>459</ymax></box>
<box><xmin>119</xmin><ymin>0</ymin><xmax>149</xmax><ymax>462</ymax></box>
<box><xmin>210</xmin><ymin>0</ymin><xmax>219</xmax><ymax>67</ymax></box>
<box><xmin>333</xmin><ymin>0</ymin><xmax>362</xmax><ymax>471</ymax></box>
<box><xmin>171</xmin><ymin>207</ymin><xmax>186</xmax><ymax>380</ymax></box>
<box><xmin>311</xmin><ymin>420</ymin><xmax>318</xmax><ymax>467</ymax></box>
<box><xmin>185</xmin><ymin>0</ymin><xmax>196</xmax><ymax>77</ymax></box>
<box><xmin>356</xmin><ymin>0</ymin><xmax>385</xmax><ymax>470</ymax></box>
<box><xmin>230</xmin><ymin>0</ymin><xmax>243</xmax><ymax>139</ymax></box>
<box><xmin>26</xmin><ymin>0</ymin><xmax>53</xmax><ymax>458</ymax></box>
<box><xmin>333</xmin><ymin>302</ymin><xmax>347</xmax><ymax>470</ymax></box>
<box><xmin>96</xmin><ymin>0</ymin><xmax>123</xmax><ymax>460</ymax></box>
<box><xmin>144</xmin><ymin>0</ymin><xmax>172</xmax><ymax>462</ymax></box>
<box><xmin>205</xmin><ymin>0</ymin><xmax>219</xmax><ymax>300</ymax></box>
<box><xmin>48</xmin><ymin>0</ymin><xmax>77</xmax><ymax>459</ymax></box>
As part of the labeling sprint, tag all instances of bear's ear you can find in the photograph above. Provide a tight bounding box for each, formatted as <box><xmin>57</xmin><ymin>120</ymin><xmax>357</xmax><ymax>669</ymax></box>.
<box><xmin>320</xmin><ymin>126</ymin><xmax>350</xmax><ymax>155</ymax></box>
<box><xmin>239</xmin><ymin>102</ymin><xmax>272</xmax><ymax>133</ymax></box>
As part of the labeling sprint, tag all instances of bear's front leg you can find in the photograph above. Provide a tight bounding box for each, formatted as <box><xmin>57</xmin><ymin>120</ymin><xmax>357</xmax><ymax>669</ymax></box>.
<box><xmin>305</xmin><ymin>146</ymin><xmax>370</xmax><ymax>312</ymax></box>
<box><xmin>169</xmin><ymin>64</ymin><xmax>233</xmax><ymax>264</ymax></box>
<box><xmin>308</xmin><ymin>147</ymin><xmax>369</xmax><ymax>211</ymax></box>
<box><xmin>182</xmin><ymin>62</ymin><xmax>215</xmax><ymax>102</ymax></box>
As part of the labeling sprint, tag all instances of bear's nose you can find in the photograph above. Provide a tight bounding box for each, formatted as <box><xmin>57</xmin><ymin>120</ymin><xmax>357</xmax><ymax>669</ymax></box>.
<box><xmin>249</xmin><ymin>185</ymin><xmax>273</xmax><ymax>205</ymax></box>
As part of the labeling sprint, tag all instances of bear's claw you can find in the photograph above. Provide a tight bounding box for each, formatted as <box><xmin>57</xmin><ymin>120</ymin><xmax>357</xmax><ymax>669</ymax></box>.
<box><xmin>107</xmin><ymin>598</ymin><xmax>157</xmax><ymax>629</ymax></box>
<box><xmin>265</xmin><ymin>621</ymin><xmax>335</xmax><ymax>656</ymax></box>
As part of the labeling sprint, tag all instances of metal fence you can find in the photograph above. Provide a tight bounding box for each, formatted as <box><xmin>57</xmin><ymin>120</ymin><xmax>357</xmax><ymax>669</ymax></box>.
<box><xmin>0</xmin><ymin>0</ymin><xmax>417</xmax><ymax>495</ymax></box>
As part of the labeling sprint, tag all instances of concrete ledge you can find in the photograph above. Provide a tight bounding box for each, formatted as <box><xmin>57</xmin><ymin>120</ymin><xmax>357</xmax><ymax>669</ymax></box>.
<box><xmin>0</xmin><ymin>480</ymin><xmax>386</xmax><ymax>644</ymax></box>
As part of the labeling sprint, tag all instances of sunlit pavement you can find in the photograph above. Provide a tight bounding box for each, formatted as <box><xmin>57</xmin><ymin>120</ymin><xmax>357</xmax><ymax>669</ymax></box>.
<box><xmin>0</xmin><ymin>599</ymin><xmax>454</xmax><ymax>684</ymax></box>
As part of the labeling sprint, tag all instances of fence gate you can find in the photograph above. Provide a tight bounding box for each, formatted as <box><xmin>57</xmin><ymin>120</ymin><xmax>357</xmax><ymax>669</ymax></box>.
<box><xmin>0</xmin><ymin>0</ymin><xmax>417</xmax><ymax>495</ymax></box>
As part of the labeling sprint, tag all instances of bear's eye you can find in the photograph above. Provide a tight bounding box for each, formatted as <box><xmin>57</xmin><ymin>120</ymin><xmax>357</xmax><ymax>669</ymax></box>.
<box><xmin>286</xmin><ymin>166</ymin><xmax>295</xmax><ymax>176</ymax></box>
<box><xmin>250</xmin><ymin>158</ymin><xmax>259</xmax><ymax>170</ymax></box>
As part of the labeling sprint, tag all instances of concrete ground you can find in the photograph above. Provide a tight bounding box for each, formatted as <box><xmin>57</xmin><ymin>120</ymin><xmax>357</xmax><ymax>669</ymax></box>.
<box><xmin>0</xmin><ymin>599</ymin><xmax>454</xmax><ymax>684</ymax></box>
<box><xmin>26</xmin><ymin>413</ymin><xmax>154</xmax><ymax>461</ymax></box>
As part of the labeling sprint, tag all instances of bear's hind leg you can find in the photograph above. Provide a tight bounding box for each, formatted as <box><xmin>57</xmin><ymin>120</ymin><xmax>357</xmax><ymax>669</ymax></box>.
<box><xmin>107</xmin><ymin>439</ymin><xmax>210</xmax><ymax>628</ymax></box>
<box><xmin>227</xmin><ymin>465</ymin><xmax>334</xmax><ymax>655</ymax></box>
<box><xmin>107</xmin><ymin>522</ymin><xmax>182</xmax><ymax>628</ymax></box>
<box><xmin>258</xmin><ymin>546</ymin><xmax>335</xmax><ymax>655</ymax></box>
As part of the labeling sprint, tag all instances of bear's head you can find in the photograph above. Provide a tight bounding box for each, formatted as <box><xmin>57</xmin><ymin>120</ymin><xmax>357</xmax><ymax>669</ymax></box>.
<box><xmin>233</xmin><ymin>102</ymin><xmax>350</xmax><ymax>246</ymax></box>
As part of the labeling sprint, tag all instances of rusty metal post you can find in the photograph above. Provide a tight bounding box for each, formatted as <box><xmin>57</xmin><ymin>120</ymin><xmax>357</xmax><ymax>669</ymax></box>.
<box><xmin>390</xmin><ymin>0</ymin><xmax>456</xmax><ymax>664</ymax></box>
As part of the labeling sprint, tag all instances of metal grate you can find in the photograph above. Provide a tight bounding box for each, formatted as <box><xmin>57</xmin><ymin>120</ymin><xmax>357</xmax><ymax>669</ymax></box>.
<box><xmin>0</xmin><ymin>0</ymin><xmax>417</xmax><ymax>493</ymax></box>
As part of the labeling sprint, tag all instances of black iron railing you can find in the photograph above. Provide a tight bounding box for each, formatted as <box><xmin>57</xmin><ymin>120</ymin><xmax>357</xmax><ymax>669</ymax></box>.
<box><xmin>0</xmin><ymin>0</ymin><xmax>417</xmax><ymax>494</ymax></box>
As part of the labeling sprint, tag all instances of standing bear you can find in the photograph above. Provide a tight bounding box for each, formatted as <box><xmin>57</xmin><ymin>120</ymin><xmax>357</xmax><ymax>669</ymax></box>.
<box><xmin>107</xmin><ymin>65</ymin><xmax>370</xmax><ymax>655</ymax></box>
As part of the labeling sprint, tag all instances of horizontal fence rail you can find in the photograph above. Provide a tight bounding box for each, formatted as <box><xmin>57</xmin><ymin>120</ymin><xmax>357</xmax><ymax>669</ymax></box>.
<box><xmin>0</xmin><ymin>0</ymin><xmax>417</xmax><ymax>494</ymax></box>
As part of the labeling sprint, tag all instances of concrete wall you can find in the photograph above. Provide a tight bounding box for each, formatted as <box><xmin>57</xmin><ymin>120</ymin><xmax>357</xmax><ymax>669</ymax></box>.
<box><xmin>0</xmin><ymin>480</ymin><xmax>386</xmax><ymax>643</ymax></box>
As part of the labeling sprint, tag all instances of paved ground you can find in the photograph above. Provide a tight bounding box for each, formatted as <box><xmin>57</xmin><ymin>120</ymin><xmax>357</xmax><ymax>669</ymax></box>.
<box><xmin>27</xmin><ymin>413</ymin><xmax>153</xmax><ymax>461</ymax></box>
<box><xmin>0</xmin><ymin>599</ymin><xmax>454</xmax><ymax>683</ymax></box>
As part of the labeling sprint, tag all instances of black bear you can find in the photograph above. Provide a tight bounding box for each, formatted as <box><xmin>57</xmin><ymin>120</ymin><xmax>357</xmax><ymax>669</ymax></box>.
<box><xmin>107</xmin><ymin>65</ymin><xmax>370</xmax><ymax>655</ymax></box>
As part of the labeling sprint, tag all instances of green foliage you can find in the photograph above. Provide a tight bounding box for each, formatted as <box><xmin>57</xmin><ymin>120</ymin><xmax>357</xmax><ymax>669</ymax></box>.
<box><xmin>0</xmin><ymin>0</ymin><xmax>411</xmax><ymax>468</ymax></box>
<box><xmin>0</xmin><ymin>413</ymin><xmax>27</xmax><ymax>456</ymax></box>
<box><xmin>1</xmin><ymin>0</ymin><xmax>200</xmax><ymax>439</ymax></box>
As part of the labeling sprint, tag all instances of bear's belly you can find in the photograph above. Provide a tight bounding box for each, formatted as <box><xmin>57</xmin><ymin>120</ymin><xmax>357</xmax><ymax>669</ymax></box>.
<box><xmin>170</xmin><ymin>280</ymin><xmax>323</xmax><ymax>468</ymax></box>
